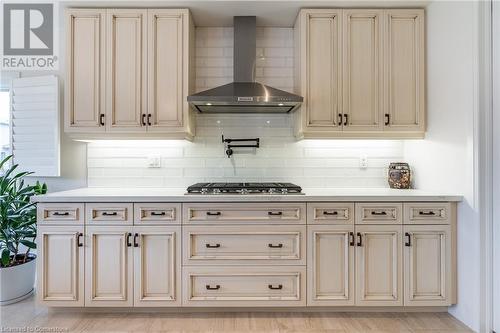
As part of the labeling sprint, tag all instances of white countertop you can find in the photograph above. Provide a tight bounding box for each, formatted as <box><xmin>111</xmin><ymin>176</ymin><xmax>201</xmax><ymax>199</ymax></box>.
<box><xmin>32</xmin><ymin>187</ymin><xmax>463</xmax><ymax>203</ymax></box>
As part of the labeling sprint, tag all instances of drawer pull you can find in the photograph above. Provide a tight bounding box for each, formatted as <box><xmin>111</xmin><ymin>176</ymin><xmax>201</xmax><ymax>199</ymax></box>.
<box><xmin>53</xmin><ymin>211</ymin><xmax>70</xmax><ymax>216</ymax></box>
<box><xmin>206</xmin><ymin>284</ymin><xmax>220</xmax><ymax>290</ymax></box>
<box><xmin>419</xmin><ymin>211</ymin><xmax>436</xmax><ymax>216</ymax></box>
<box><xmin>151</xmin><ymin>211</ymin><xmax>167</xmax><ymax>216</ymax></box>
<box><xmin>349</xmin><ymin>232</ymin><xmax>355</xmax><ymax>247</ymax></box>
<box><xmin>405</xmin><ymin>232</ymin><xmax>412</xmax><ymax>247</ymax></box>
<box><xmin>126</xmin><ymin>233</ymin><xmax>132</xmax><ymax>247</ymax></box>
<box><xmin>357</xmin><ymin>232</ymin><xmax>363</xmax><ymax>247</ymax></box>
<box><xmin>102</xmin><ymin>212</ymin><xmax>118</xmax><ymax>216</ymax></box>
<box><xmin>205</xmin><ymin>243</ymin><xmax>221</xmax><ymax>248</ymax></box>
<box><xmin>371</xmin><ymin>211</ymin><xmax>387</xmax><ymax>216</ymax></box>
<box><xmin>77</xmin><ymin>233</ymin><xmax>83</xmax><ymax>247</ymax></box>
<box><xmin>268</xmin><ymin>243</ymin><xmax>283</xmax><ymax>248</ymax></box>
<box><xmin>268</xmin><ymin>284</ymin><xmax>283</xmax><ymax>290</ymax></box>
<box><xmin>206</xmin><ymin>211</ymin><xmax>222</xmax><ymax>216</ymax></box>
<box><xmin>268</xmin><ymin>211</ymin><xmax>283</xmax><ymax>216</ymax></box>
<box><xmin>323</xmin><ymin>211</ymin><xmax>338</xmax><ymax>216</ymax></box>
<box><xmin>133</xmin><ymin>233</ymin><xmax>139</xmax><ymax>247</ymax></box>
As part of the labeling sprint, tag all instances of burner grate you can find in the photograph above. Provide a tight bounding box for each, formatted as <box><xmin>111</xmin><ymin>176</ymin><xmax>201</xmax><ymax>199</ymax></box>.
<box><xmin>186</xmin><ymin>182</ymin><xmax>303</xmax><ymax>195</ymax></box>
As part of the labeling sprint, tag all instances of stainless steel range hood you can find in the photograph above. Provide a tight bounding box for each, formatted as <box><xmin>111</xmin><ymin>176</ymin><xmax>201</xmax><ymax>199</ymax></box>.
<box><xmin>187</xmin><ymin>16</ymin><xmax>303</xmax><ymax>113</ymax></box>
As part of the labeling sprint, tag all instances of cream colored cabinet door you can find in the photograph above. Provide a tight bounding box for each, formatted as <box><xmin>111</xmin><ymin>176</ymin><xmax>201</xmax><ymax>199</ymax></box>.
<box><xmin>147</xmin><ymin>9</ymin><xmax>194</xmax><ymax>136</ymax></box>
<box><xmin>342</xmin><ymin>10</ymin><xmax>384</xmax><ymax>131</ymax></box>
<box><xmin>65</xmin><ymin>9</ymin><xmax>105</xmax><ymax>132</ymax></box>
<box><xmin>295</xmin><ymin>9</ymin><xmax>342</xmax><ymax>137</ymax></box>
<box><xmin>308</xmin><ymin>225</ymin><xmax>354</xmax><ymax>306</ymax></box>
<box><xmin>384</xmin><ymin>9</ymin><xmax>425</xmax><ymax>132</ymax></box>
<box><xmin>85</xmin><ymin>226</ymin><xmax>133</xmax><ymax>307</ymax></box>
<box><xmin>37</xmin><ymin>226</ymin><xmax>84</xmax><ymax>306</ymax></box>
<box><xmin>105</xmin><ymin>9</ymin><xmax>147</xmax><ymax>132</ymax></box>
<box><xmin>404</xmin><ymin>225</ymin><xmax>452</xmax><ymax>306</ymax></box>
<box><xmin>133</xmin><ymin>226</ymin><xmax>181</xmax><ymax>307</ymax></box>
<box><xmin>355</xmin><ymin>225</ymin><xmax>402</xmax><ymax>306</ymax></box>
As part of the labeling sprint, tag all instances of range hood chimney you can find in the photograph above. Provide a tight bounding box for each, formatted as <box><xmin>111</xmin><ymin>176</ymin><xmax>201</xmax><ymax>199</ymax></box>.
<box><xmin>187</xmin><ymin>16</ymin><xmax>303</xmax><ymax>113</ymax></box>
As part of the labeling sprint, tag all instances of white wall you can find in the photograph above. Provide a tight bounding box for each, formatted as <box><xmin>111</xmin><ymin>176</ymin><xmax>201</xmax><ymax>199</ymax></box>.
<box><xmin>492</xmin><ymin>1</ymin><xmax>500</xmax><ymax>331</ymax></box>
<box><xmin>403</xmin><ymin>1</ymin><xmax>479</xmax><ymax>331</ymax></box>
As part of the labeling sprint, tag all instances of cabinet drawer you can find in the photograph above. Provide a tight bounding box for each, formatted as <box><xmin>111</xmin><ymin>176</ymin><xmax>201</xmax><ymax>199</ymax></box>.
<box><xmin>183</xmin><ymin>203</ymin><xmax>306</xmax><ymax>224</ymax></box>
<box><xmin>183</xmin><ymin>266</ymin><xmax>306</xmax><ymax>306</ymax></box>
<box><xmin>307</xmin><ymin>203</ymin><xmax>354</xmax><ymax>224</ymax></box>
<box><xmin>134</xmin><ymin>203</ymin><xmax>181</xmax><ymax>225</ymax></box>
<box><xmin>356</xmin><ymin>203</ymin><xmax>402</xmax><ymax>224</ymax></box>
<box><xmin>183</xmin><ymin>226</ymin><xmax>305</xmax><ymax>265</ymax></box>
<box><xmin>86</xmin><ymin>203</ymin><xmax>133</xmax><ymax>225</ymax></box>
<box><xmin>37</xmin><ymin>203</ymin><xmax>84</xmax><ymax>225</ymax></box>
<box><xmin>404</xmin><ymin>203</ymin><xmax>451</xmax><ymax>224</ymax></box>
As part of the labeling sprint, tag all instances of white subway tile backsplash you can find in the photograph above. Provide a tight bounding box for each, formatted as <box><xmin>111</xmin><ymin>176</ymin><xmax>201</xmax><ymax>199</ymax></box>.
<box><xmin>86</xmin><ymin>27</ymin><xmax>404</xmax><ymax>189</ymax></box>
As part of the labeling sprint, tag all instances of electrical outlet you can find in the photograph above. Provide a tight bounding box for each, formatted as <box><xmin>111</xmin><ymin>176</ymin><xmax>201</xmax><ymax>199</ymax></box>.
<box><xmin>359</xmin><ymin>155</ymin><xmax>368</xmax><ymax>169</ymax></box>
<box><xmin>147</xmin><ymin>155</ymin><xmax>161</xmax><ymax>168</ymax></box>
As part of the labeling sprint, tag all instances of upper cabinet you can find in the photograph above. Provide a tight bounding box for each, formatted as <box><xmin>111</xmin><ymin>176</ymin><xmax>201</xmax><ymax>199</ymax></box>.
<box><xmin>65</xmin><ymin>8</ymin><xmax>194</xmax><ymax>140</ymax></box>
<box><xmin>385</xmin><ymin>10</ymin><xmax>425</xmax><ymax>132</ymax></box>
<box><xmin>295</xmin><ymin>9</ymin><xmax>425</xmax><ymax>139</ymax></box>
<box><xmin>65</xmin><ymin>9</ymin><xmax>106</xmax><ymax>133</ymax></box>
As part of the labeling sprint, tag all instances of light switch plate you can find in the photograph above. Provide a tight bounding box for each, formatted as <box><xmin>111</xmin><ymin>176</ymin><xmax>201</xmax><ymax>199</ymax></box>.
<box><xmin>147</xmin><ymin>155</ymin><xmax>161</xmax><ymax>168</ymax></box>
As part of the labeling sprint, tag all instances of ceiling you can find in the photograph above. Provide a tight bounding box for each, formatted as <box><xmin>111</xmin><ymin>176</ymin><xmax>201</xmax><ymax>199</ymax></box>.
<box><xmin>61</xmin><ymin>0</ymin><xmax>430</xmax><ymax>27</ymax></box>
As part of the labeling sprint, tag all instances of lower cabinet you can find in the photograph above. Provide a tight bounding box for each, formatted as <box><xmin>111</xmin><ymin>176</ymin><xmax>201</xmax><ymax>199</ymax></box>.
<box><xmin>307</xmin><ymin>225</ymin><xmax>354</xmax><ymax>306</ymax></box>
<box><xmin>308</xmin><ymin>224</ymin><xmax>453</xmax><ymax>307</ymax></box>
<box><xmin>85</xmin><ymin>226</ymin><xmax>134</xmax><ymax>307</ymax></box>
<box><xmin>37</xmin><ymin>226</ymin><xmax>85</xmax><ymax>306</ymax></box>
<box><xmin>134</xmin><ymin>226</ymin><xmax>181</xmax><ymax>306</ymax></box>
<box><xmin>355</xmin><ymin>225</ymin><xmax>403</xmax><ymax>306</ymax></box>
<box><xmin>404</xmin><ymin>225</ymin><xmax>451</xmax><ymax>306</ymax></box>
<box><xmin>183</xmin><ymin>266</ymin><xmax>306</xmax><ymax>307</ymax></box>
<box><xmin>37</xmin><ymin>201</ymin><xmax>456</xmax><ymax>309</ymax></box>
<box><xmin>85</xmin><ymin>226</ymin><xmax>181</xmax><ymax>307</ymax></box>
<box><xmin>38</xmin><ymin>225</ymin><xmax>180</xmax><ymax>307</ymax></box>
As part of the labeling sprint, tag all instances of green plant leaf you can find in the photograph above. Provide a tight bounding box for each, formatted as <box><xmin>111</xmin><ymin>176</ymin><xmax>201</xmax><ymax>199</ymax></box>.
<box><xmin>19</xmin><ymin>240</ymin><xmax>36</xmax><ymax>249</ymax></box>
<box><xmin>1</xmin><ymin>248</ymin><xmax>10</xmax><ymax>267</ymax></box>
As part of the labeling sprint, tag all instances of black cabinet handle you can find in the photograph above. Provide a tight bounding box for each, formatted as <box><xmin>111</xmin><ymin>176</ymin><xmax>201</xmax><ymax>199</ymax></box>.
<box><xmin>206</xmin><ymin>285</ymin><xmax>220</xmax><ymax>290</ymax></box>
<box><xmin>268</xmin><ymin>211</ymin><xmax>283</xmax><ymax>216</ymax></box>
<box><xmin>53</xmin><ymin>211</ymin><xmax>69</xmax><ymax>216</ymax></box>
<box><xmin>126</xmin><ymin>233</ymin><xmax>132</xmax><ymax>247</ymax></box>
<box><xmin>344</xmin><ymin>114</ymin><xmax>348</xmax><ymax>126</ymax></box>
<box><xmin>385</xmin><ymin>113</ymin><xmax>390</xmax><ymax>126</ymax></box>
<box><xmin>77</xmin><ymin>233</ymin><xmax>83</xmax><ymax>247</ymax></box>
<box><xmin>323</xmin><ymin>211</ymin><xmax>338</xmax><ymax>216</ymax></box>
<box><xmin>142</xmin><ymin>114</ymin><xmax>147</xmax><ymax>126</ymax></box>
<box><xmin>100</xmin><ymin>114</ymin><xmax>105</xmax><ymax>126</ymax></box>
<box><xmin>268</xmin><ymin>284</ymin><xmax>283</xmax><ymax>290</ymax></box>
<box><xmin>133</xmin><ymin>233</ymin><xmax>139</xmax><ymax>247</ymax></box>
<box><xmin>419</xmin><ymin>211</ymin><xmax>436</xmax><ymax>216</ymax></box>
<box><xmin>371</xmin><ymin>211</ymin><xmax>387</xmax><ymax>216</ymax></box>
<box><xmin>356</xmin><ymin>232</ymin><xmax>363</xmax><ymax>247</ymax></box>
<box><xmin>206</xmin><ymin>211</ymin><xmax>221</xmax><ymax>216</ymax></box>
<box><xmin>268</xmin><ymin>243</ymin><xmax>283</xmax><ymax>248</ymax></box>
<box><xmin>349</xmin><ymin>232</ymin><xmax>355</xmax><ymax>247</ymax></box>
<box><xmin>151</xmin><ymin>211</ymin><xmax>166</xmax><ymax>216</ymax></box>
<box><xmin>205</xmin><ymin>243</ymin><xmax>221</xmax><ymax>248</ymax></box>
<box><xmin>338</xmin><ymin>113</ymin><xmax>343</xmax><ymax>126</ymax></box>
<box><xmin>405</xmin><ymin>232</ymin><xmax>412</xmax><ymax>247</ymax></box>
<box><xmin>102</xmin><ymin>212</ymin><xmax>118</xmax><ymax>216</ymax></box>
<box><xmin>147</xmin><ymin>114</ymin><xmax>152</xmax><ymax>126</ymax></box>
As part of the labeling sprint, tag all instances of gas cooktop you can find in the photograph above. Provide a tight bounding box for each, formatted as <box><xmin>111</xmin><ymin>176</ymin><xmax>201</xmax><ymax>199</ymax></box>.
<box><xmin>186</xmin><ymin>182</ymin><xmax>303</xmax><ymax>195</ymax></box>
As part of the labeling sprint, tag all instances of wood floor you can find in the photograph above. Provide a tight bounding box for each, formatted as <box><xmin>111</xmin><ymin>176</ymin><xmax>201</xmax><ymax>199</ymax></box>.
<box><xmin>0</xmin><ymin>295</ymin><xmax>473</xmax><ymax>333</ymax></box>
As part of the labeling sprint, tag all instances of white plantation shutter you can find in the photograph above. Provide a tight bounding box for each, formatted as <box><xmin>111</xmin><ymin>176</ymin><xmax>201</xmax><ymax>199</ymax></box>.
<box><xmin>11</xmin><ymin>75</ymin><xmax>60</xmax><ymax>176</ymax></box>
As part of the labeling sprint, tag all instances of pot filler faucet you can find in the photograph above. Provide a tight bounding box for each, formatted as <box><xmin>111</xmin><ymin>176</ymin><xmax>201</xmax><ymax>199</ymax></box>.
<box><xmin>222</xmin><ymin>135</ymin><xmax>260</xmax><ymax>158</ymax></box>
